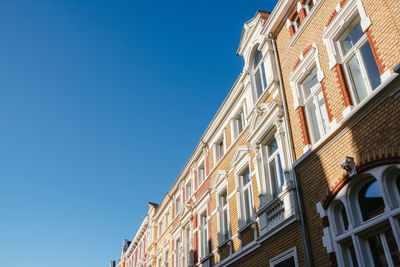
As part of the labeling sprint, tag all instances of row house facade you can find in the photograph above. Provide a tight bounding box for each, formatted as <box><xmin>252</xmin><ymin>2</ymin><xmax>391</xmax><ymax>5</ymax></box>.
<box><xmin>112</xmin><ymin>0</ymin><xmax>400</xmax><ymax>266</ymax></box>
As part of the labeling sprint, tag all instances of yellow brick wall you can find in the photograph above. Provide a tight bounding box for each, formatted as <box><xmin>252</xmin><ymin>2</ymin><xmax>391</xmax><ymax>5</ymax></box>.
<box><xmin>277</xmin><ymin>0</ymin><xmax>400</xmax><ymax>161</ymax></box>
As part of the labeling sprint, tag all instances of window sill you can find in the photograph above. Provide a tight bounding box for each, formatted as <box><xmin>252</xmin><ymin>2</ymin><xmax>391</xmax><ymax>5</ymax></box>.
<box><xmin>288</xmin><ymin>0</ymin><xmax>325</xmax><ymax>47</ymax></box>
<box><xmin>238</xmin><ymin>219</ymin><xmax>256</xmax><ymax>232</ymax></box>
<box><xmin>217</xmin><ymin>237</ymin><xmax>232</xmax><ymax>249</ymax></box>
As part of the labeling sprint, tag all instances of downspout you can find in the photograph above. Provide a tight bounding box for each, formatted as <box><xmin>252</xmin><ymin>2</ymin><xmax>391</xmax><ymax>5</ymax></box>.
<box><xmin>269</xmin><ymin>33</ymin><xmax>313</xmax><ymax>267</ymax></box>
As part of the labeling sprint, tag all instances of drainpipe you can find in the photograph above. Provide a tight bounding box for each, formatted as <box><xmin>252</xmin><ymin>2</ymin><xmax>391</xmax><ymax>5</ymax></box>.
<box><xmin>269</xmin><ymin>33</ymin><xmax>313</xmax><ymax>267</ymax></box>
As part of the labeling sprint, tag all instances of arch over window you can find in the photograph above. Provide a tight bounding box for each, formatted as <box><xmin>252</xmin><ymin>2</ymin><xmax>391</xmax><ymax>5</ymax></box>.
<box><xmin>358</xmin><ymin>179</ymin><xmax>384</xmax><ymax>221</ymax></box>
<box><xmin>251</xmin><ymin>49</ymin><xmax>267</xmax><ymax>100</ymax></box>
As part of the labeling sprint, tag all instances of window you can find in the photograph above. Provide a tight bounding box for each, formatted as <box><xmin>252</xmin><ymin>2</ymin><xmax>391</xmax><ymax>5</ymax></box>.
<box><xmin>165</xmin><ymin>249</ymin><xmax>169</xmax><ymax>267</ymax></box>
<box><xmin>264</xmin><ymin>138</ymin><xmax>284</xmax><ymax>197</ymax></box>
<box><xmin>165</xmin><ymin>211</ymin><xmax>170</xmax><ymax>227</ymax></box>
<box><xmin>326</xmin><ymin>165</ymin><xmax>400</xmax><ymax>267</ymax></box>
<box><xmin>214</xmin><ymin>136</ymin><xmax>225</xmax><ymax>163</ymax></box>
<box><xmin>175</xmin><ymin>197</ymin><xmax>181</xmax><ymax>216</ymax></box>
<box><xmin>232</xmin><ymin>107</ymin><xmax>246</xmax><ymax>140</ymax></box>
<box><xmin>238</xmin><ymin>166</ymin><xmax>253</xmax><ymax>226</ymax></box>
<box><xmin>289</xmin><ymin>44</ymin><xmax>329</xmax><ymax>146</ymax></box>
<box><xmin>305</xmin><ymin>0</ymin><xmax>315</xmax><ymax>13</ymax></box>
<box><xmin>183</xmin><ymin>225</ymin><xmax>192</xmax><ymax>267</ymax></box>
<box><xmin>175</xmin><ymin>239</ymin><xmax>181</xmax><ymax>267</ymax></box>
<box><xmin>251</xmin><ymin>50</ymin><xmax>268</xmax><ymax>99</ymax></box>
<box><xmin>270</xmin><ymin>247</ymin><xmax>298</xmax><ymax>267</ymax></box>
<box><xmin>185</xmin><ymin>181</ymin><xmax>192</xmax><ymax>200</ymax></box>
<box><xmin>292</xmin><ymin>13</ymin><xmax>300</xmax><ymax>31</ymax></box>
<box><xmin>219</xmin><ymin>190</ymin><xmax>230</xmax><ymax>243</ymax></box>
<box><xmin>322</xmin><ymin>0</ymin><xmax>381</xmax><ymax>107</ymax></box>
<box><xmin>200</xmin><ymin>212</ymin><xmax>208</xmax><ymax>259</ymax></box>
<box><xmin>301</xmin><ymin>68</ymin><xmax>330</xmax><ymax>143</ymax></box>
<box><xmin>339</xmin><ymin>18</ymin><xmax>380</xmax><ymax>104</ymax></box>
<box><xmin>198</xmin><ymin>163</ymin><xmax>205</xmax><ymax>185</ymax></box>
<box><xmin>158</xmin><ymin>221</ymin><xmax>163</xmax><ymax>238</ymax></box>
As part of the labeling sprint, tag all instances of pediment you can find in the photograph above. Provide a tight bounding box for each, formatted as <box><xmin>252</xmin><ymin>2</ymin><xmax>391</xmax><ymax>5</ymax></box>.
<box><xmin>212</xmin><ymin>170</ymin><xmax>228</xmax><ymax>188</ymax></box>
<box><xmin>237</xmin><ymin>10</ymin><xmax>270</xmax><ymax>56</ymax></box>
<box><xmin>230</xmin><ymin>146</ymin><xmax>250</xmax><ymax>168</ymax></box>
<box><xmin>247</xmin><ymin>100</ymin><xmax>283</xmax><ymax>142</ymax></box>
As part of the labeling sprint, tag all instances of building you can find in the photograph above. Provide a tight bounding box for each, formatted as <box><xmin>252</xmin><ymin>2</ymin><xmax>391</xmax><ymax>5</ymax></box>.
<box><xmin>112</xmin><ymin>0</ymin><xmax>400</xmax><ymax>266</ymax></box>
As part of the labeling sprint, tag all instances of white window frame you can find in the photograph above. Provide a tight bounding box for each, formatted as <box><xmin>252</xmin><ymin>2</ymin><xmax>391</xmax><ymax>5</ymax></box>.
<box><xmin>250</xmin><ymin>47</ymin><xmax>268</xmax><ymax>102</ymax></box>
<box><xmin>199</xmin><ymin>211</ymin><xmax>209</xmax><ymax>260</ymax></box>
<box><xmin>175</xmin><ymin>194</ymin><xmax>181</xmax><ymax>218</ymax></box>
<box><xmin>175</xmin><ymin>238</ymin><xmax>181</xmax><ymax>267</ymax></box>
<box><xmin>231</xmin><ymin>104</ymin><xmax>246</xmax><ymax>141</ymax></box>
<box><xmin>322</xmin><ymin>0</ymin><xmax>387</xmax><ymax>114</ymax></box>
<box><xmin>259</xmin><ymin>134</ymin><xmax>285</xmax><ymax>200</ymax></box>
<box><xmin>322</xmin><ymin>0</ymin><xmax>371</xmax><ymax>69</ymax></box>
<box><xmin>289</xmin><ymin>44</ymin><xmax>333</xmax><ymax>148</ymax></box>
<box><xmin>236</xmin><ymin>161</ymin><xmax>254</xmax><ymax>229</ymax></box>
<box><xmin>185</xmin><ymin>180</ymin><xmax>192</xmax><ymax>201</ymax></box>
<box><xmin>214</xmin><ymin>134</ymin><xmax>225</xmax><ymax>164</ymax></box>
<box><xmin>301</xmin><ymin>67</ymin><xmax>330</xmax><ymax>144</ymax></box>
<box><xmin>164</xmin><ymin>248</ymin><xmax>169</xmax><ymax>267</ymax></box>
<box><xmin>197</xmin><ymin>160</ymin><xmax>206</xmax><ymax>186</ymax></box>
<box><xmin>165</xmin><ymin>209</ymin><xmax>170</xmax><ymax>227</ymax></box>
<box><xmin>323</xmin><ymin>165</ymin><xmax>400</xmax><ymax>267</ymax></box>
<box><xmin>217</xmin><ymin>188</ymin><xmax>230</xmax><ymax>245</ymax></box>
<box><xmin>269</xmin><ymin>247</ymin><xmax>299</xmax><ymax>267</ymax></box>
<box><xmin>158</xmin><ymin>220</ymin><xmax>163</xmax><ymax>238</ymax></box>
<box><xmin>183</xmin><ymin>224</ymin><xmax>192</xmax><ymax>267</ymax></box>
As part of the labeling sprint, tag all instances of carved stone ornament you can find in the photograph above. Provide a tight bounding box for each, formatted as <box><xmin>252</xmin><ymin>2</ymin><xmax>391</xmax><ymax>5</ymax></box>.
<box><xmin>340</xmin><ymin>156</ymin><xmax>357</xmax><ymax>177</ymax></box>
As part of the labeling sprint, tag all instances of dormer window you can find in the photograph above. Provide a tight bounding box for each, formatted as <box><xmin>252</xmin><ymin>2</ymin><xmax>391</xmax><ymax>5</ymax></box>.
<box><xmin>252</xmin><ymin>50</ymin><xmax>267</xmax><ymax>99</ymax></box>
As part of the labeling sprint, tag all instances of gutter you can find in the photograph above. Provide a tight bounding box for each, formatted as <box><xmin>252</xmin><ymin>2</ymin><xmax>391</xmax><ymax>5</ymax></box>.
<box><xmin>270</xmin><ymin>33</ymin><xmax>313</xmax><ymax>267</ymax></box>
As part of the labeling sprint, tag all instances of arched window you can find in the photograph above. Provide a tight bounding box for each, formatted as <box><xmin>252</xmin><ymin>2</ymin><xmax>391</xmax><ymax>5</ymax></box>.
<box><xmin>397</xmin><ymin>175</ymin><xmax>400</xmax><ymax>195</ymax></box>
<box><xmin>327</xmin><ymin>165</ymin><xmax>400</xmax><ymax>267</ymax></box>
<box><xmin>252</xmin><ymin>50</ymin><xmax>267</xmax><ymax>99</ymax></box>
<box><xmin>358</xmin><ymin>179</ymin><xmax>384</xmax><ymax>221</ymax></box>
<box><xmin>333</xmin><ymin>202</ymin><xmax>349</xmax><ymax>234</ymax></box>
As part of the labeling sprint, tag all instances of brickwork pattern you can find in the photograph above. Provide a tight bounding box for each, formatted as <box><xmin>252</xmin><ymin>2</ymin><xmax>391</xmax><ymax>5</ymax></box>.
<box><xmin>296</xmin><ymin>97</ymin><xmax>400</xmax><ymax>265</ymax></box>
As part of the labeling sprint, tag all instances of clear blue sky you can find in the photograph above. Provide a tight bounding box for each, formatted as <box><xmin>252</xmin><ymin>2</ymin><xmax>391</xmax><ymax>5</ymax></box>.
<box><xmin>0</xmin><ymin>1</ymin><xmax>278</xmax><ymax>266</ymax></box>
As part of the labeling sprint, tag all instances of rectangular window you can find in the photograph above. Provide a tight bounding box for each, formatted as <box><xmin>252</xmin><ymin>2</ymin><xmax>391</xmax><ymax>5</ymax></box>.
<box><xmin>270</xmin><ymin>248</ymin><xmax>298</xmax><ymax>267</ymax></box>
<box><xmin>198</xmin><ymin>163</ymin><xmax>205</xmax><ymax>185</ymax></box>
<box><xmin>186</xmin><ymin>181</ymin><xmax>192</xmax><ymax>200</ymax></box>
<box><xmin>165</xmin><ymin>211</ymin><xmax>169</xmax><ymax>227</ymax></box>
<box><xmin>184</xmin><ymin>226</ymin><xmax>191</xmax><ymax>267</ymax></box>
<box><xmin>215</xmin><ymin>136</ymin><xmax>225</xmax><ymax>163</ymax></box>
<box><xmin>264</xmin><ymin>138</ymin><xmax>284</xmax><ymax>197</ymax></box>
<box><xmin>252</xmin><ymin>50</ymin><xmax>268</xmax><ymax>99</ymax></box>
<box><xmin>175</xmin><ymin>239</ymin><xmax>181</xmax><ymax>267</ymax></box>
<box><xmin>239</xmin><ymin>166</ymin><xmax>253</xmax><ymax>225</ymax></box>
<box><xmin>200</xmin><ymin>212</ymin><xmax>208</xmax><ymax>259</ymax></box>
<box><xmin>232</xmin><ymin>107</ymin><xmax>246</xmax><ymax>140</ymax></box>
<box><xmin>175</xmin><ymin>197</ymin><xmax>181</xmax><ymax>216</ymax></box>
<box><xmin>219</xmin><ymin>190</ymin><xmax>230</xmax><ymax>242</ymax></box>
<box><xmin>301</xmin><ymin>68</ymin><xmax>330</xmax><ymax>143</ymax></box>
<box><xmin>165</xmin><ymin>249</ymin><xmax>169</xmax><ymax>267</ymax></box>
<box><xmin>159</xmin><ymin>221</ymin><xmax>163</xmax><ymax>238</ymax></box>
<box><xmin>340</xmin><ymin>19</ymin><xmax>381</xmax><ymax>104</ymax></box>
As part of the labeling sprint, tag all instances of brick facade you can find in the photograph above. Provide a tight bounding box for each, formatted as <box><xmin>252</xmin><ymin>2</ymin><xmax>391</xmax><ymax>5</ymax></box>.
<box><xmin>112</xmin><ymin>1</ymin><xmax>400</xmax><ymax>267</ymax></box>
